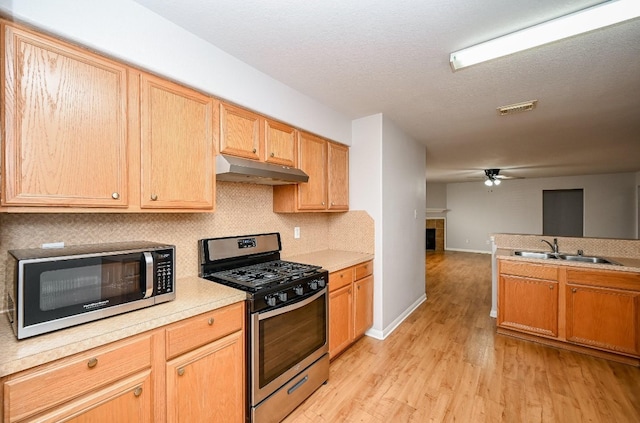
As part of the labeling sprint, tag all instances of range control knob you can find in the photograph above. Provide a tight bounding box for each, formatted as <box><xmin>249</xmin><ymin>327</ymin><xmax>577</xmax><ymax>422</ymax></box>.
<box><xmin>277</xmin><ymin>292</ymin><xmax>288</xmax><ymax>302</ymax></box>
<box><xmin>308</xmin><ymin>281</ymin><xmax>318</xmax><ymax>290</ymax></box>
<box><xmin>294</xmin><ymin>285</ymin><xmax>304</xmax><ymax>296</ymax></box>
<box><xmin>318</xmin><ymin>279</ymin><xmax>326</xmax><ymax>288</ymax></box>
<box><xmin>266</xmin><ymin>296</ymin><xmax>277</xmax><ymax>307</ymax></box>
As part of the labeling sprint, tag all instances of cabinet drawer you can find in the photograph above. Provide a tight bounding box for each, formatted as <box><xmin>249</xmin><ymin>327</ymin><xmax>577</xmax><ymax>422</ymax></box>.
<box><xmin>330</xmin><ymin>268</ymin><xmax>354</xmax><ymax>292</ymax></box>
<box><xmin>355</xmin><ymin>261</ymin><xmax>373</xmax><ymax>280</ymax></box>
<box><xmin>499</xmin><ymin>260</ymin><xmax>558</xmax><ymax>281</ymax></box>
<box><xmin>4</xmin><ymin>333</ymin><xmax>153</xmax><ymax>421</ymax></box>
<box><xmin>166</xmin><ymin>302</ymin><xmax>244</xmax><ymax>359</ymax></box>
<box><xmin>566</xmin><ymin>268</ymin><xmax>640</xmax><ymax>292</ymax></box>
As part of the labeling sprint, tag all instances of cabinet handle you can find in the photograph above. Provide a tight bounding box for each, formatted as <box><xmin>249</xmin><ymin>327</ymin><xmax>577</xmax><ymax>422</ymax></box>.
<box><xmin>208</xmin><ymin>317</ymin><xmax>215</xmax><ymax>325</ymax></box>
<box><xmin>252</xmin><ymin>148</ymin><xmax>257</xmax><ymax>153</ymax></box>
<box><xmin>133</xmin><ymin>386</ymin><xmax>143</xmax><ymax>397</ymax></box>
<box><xmin>178</xmin><ymin>367</ymin><xmax>185</xmax><ymax>376</ymax></box>
<box><xmin>322</xmin><ymin>202</ymin><xmax>325</xmax><ymax>206</ymax></box>
<box><xmin>270</xmin><ymin>152</ymin><xmax>275</xmax><ymax>157</ymax></box>
<box><xmin>150</xmin><ymin>194</ymin><xmax>158</xmax><ymax>201</ymax></box>
<box><xmin>87</xmin><ymin>358</ymin><xmax>98</xmax><ymax>369</ymax></box>
<box><xmin>549</xmin><ymin>285</ymin><xmax>554</xmax><ymax>289</ymax></box>
<box><xmin>111</xmin><ymin>192</ymin><xmax>120</xmax><ymax>200</ymax></box>
<box><xmin>572</xmin><ymin>288</ymin><xmax>577</xmax><ymax>293</ymax></box>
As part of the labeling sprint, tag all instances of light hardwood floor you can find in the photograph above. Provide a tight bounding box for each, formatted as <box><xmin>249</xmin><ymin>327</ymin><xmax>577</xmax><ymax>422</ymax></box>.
<box><xmin>283</xmin><ymin>251</ymin><xmax>640</xmax><ymax>422</ymax></box>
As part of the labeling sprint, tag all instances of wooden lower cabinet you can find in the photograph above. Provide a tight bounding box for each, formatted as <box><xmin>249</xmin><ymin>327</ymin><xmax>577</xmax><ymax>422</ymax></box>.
<box><xmin>1</xmin><ymin>303</ymin><xmax>245</xmax><ymax>422</ymax></box>
<box><xmin>498</xmin><ymin>259</ymin><xmax>640</xmax><ymax>364</ymax></box>
<box><xmin>498</xmin><ymin>275</ymin><xmax>558</xmax><ymax>337</ymax></box>
<box><xmin>328</xmin><ymin>260</ymin><xmax>373</xmax><ymax>359</ymax></box>
<box><xmin>166</xmin><ymin>331</ymin><xmax>244</xmax><ymax>423</ymax></box>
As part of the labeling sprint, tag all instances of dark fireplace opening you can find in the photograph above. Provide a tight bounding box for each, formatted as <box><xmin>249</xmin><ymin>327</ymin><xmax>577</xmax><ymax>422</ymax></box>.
<box><xmin>426</xmin><ymin>228</ymin><xmax>436</xmax><ymax>250</ymax></box>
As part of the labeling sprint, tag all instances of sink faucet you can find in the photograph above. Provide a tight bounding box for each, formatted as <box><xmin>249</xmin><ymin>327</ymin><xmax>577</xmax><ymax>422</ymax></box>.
<box><xmin>541</xmin><ymin>238</ymin><xmax>559</xmax><ymax>254</ymax></box>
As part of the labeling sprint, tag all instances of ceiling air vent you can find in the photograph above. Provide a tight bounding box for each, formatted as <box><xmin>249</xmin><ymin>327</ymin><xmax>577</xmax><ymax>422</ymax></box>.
<box><xmin>497</xmin><ymin>100</ymin><xmax>537</xmax><ymax>116</ymax></box>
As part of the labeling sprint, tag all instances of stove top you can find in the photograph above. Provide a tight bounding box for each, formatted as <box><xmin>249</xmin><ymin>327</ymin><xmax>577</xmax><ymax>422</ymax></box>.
<box><xmin>209</xmin><ymin>260</ymin><xmax>322</xmax><ymax>290</ymax></box>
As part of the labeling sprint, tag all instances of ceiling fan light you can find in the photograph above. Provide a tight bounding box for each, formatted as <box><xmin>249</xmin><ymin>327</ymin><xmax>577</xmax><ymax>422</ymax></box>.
<box><xmin>484</xmin><ymin>178</ymin><xmax>494</xmax><ymax>186</ymax></box>
<box><xmin>449</xmin><ymin>0</ymin><xmax>640</xmax><ymax>71</ymax></box>
<box><xmin>493</xmin><ymin>178</ymin><xmax>501</xmax><ymax>186</ymax></box>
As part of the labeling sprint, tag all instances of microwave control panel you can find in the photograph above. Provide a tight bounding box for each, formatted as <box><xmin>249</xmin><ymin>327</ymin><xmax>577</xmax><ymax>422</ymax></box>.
<box><xmin>154</xmin><ymin>249</ymin><xmax>174</xmax><ymax>294</ymax></box>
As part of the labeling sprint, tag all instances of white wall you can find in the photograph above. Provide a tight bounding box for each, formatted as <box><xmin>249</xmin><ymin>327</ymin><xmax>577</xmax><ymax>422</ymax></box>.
<box><xmin>0</xmin><ymin>0</ymin><xmax>352</xmax><ymax>145</ymax></box>
<box><xmin>446</xmin><ymin>172</ymin><xmax>638</xmax><ymax>252</ymax></box>
<box><xmin>352</xmin><ymin>114</ymin><xmax>426</xmax><ymax>339</ymax></box>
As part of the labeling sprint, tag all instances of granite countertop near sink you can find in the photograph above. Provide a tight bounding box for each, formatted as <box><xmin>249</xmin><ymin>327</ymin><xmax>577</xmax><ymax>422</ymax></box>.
<box><xmin>495</xmin><ymin>248</ymin><xmax>640</xmax><ymax>273</ymax></box>
<box><xmin>0</xmin><ymin>276</ymin><xmax>246</xmax><ymax>378</ymax></box>
<box><xmin>283</xmin><ymin>249</ymin><xmax>374</xmax><ymax>273</ymax></box>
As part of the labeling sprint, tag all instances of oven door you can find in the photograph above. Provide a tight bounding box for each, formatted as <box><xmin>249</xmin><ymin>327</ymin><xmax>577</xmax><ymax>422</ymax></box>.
<box><xmin>251</xmin><ymin>287</ymin><xmax>328</xmax><ymax>406</ymax></box>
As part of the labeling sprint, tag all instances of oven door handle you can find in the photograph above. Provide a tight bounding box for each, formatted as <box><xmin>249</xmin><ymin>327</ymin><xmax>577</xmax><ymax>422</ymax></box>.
<box><xmin>258</xmin><ymin>288</ymin><xmax>326</xmax><ymax>320</ymax></box>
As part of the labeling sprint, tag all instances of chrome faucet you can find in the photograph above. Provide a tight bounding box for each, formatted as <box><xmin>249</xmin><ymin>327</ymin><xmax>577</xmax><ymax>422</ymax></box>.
<box><xmin>541</xmin><ymin>238</ymin><xmax>559</xmax><ymax>254</ymax></box>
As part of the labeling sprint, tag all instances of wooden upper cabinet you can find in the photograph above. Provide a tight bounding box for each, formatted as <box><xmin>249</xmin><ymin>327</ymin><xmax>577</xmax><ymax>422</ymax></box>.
<box><xmin>264</xmin><ymin>119</ymin><xmax>297</xmax><ymax>166</ymax></box>
<box><xmin>139</xmin><ymin>74</ymin><xmax>215</xmax><ymax>209</ymax></box>
<box><xmin>327</xmin><ymin>141</ymin><xmax>349</xmax><ymax>211</ymax></box>
<box><xmin>297</xmin><ymin>132</ymin><xmax>327</xmax><ymax>210</ymax></box>
<box><xmin>1</xmin><ymin>22</ymin><xmax>128</xmax><ymax>207</ymax></box>
<box><xmin>219</xmin><ymin>102</ymin><xmax>261</xmax><ymax>160</ymax></box>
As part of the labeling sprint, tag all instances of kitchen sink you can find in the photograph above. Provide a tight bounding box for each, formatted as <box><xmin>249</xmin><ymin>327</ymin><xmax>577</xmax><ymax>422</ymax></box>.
<box><xmin>514</xmin><ymin>251</ymin><xmax>558</xmax><ymax>259</ymax></box>
<box><xmin>513</xmin><ymin>251</ymin><xmax>621</xmax><ymax>265</ymax></box>
<box><xmin>557</xmin><ymin>255</ymin><xmax>621</xmax><ymax>265</ymax></box>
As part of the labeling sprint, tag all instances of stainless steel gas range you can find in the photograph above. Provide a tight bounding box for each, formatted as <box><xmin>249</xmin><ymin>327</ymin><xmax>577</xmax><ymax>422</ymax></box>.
<box><xmin>199</xmin><ymin>233</ymin><xmax>329</xmax><ymax>423</ymax></box>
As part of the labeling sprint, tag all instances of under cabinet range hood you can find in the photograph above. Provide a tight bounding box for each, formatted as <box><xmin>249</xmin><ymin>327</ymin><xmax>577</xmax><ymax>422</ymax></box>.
<box><xmin>215</xmin><ymin>154</ymin><xmax>309</xmax><ymax>185</ymax></box>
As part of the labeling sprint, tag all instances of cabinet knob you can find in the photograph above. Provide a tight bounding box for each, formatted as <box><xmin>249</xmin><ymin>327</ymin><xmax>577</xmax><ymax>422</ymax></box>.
<box><xmin>150</xmin><ymin>194</ymin><xmax>158</xmax><ymax>201</ymax></box>
<box><xmin>270</xmin><ymin>152</ymin><xmax>275</xmax><ymax>157</ymax></box>
<box><xmin>572</xmin><ymin>288</ymin><xmax>577</xmax><ymax>293</ymax></box>
<box><xmin>133</xmin><ymin>386</ymin><xmax>143</xmax><ymax>397</ymax></box>
<box><xmin>322</xmin><ymin>202</ymin><xmax>325</xmax><ymax>206</ymax></box>
<box><xmin>87</xmin><ymin>357</ymin><xmax>98</xmax><ymax>369</ymax></box>
<box><xmin>111</xmin><ymin>192</ymin><xmax>120</xmax><ymax>200</ymax></box>
<box><xmin>178</xmin><ymin>367</ymin><xmax>185</xmax><ymax>376</ymax></box>
<box><xmin>208</xmin><ymin>317</ymin><xmax>215</xmax><ymax>325</ymax></box>
<box><xmin>252</xmin><ymin>148</ymin><xmax>257</xmax><ymax>153</ymax></box>
<box><xmin>549</xmin><ymin>285</ymin><xmax>554</xmax><ymax>290</ymax></box>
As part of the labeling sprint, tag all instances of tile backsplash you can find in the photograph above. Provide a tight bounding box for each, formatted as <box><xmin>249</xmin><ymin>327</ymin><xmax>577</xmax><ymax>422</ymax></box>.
<box><xmin>0</xmin><ymin>182</ymin><xmax>374</xmax><ymax>313</ymax></box>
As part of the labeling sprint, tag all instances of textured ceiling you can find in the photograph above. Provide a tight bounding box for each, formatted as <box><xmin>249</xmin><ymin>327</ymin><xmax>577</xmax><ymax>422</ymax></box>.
<box><xmin>132</xmin><ymin>0</ymin><xmax>640</xmax><ymax>182</ymax></box>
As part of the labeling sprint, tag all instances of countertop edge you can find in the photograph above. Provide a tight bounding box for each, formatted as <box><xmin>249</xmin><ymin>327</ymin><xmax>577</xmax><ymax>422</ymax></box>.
<box><xmin>0</xmin><ymin>276</ymin><xmax>246</xmax><ymax>378</ymax></box>
<box><xmin>283</xmin><ymin>249</ymin><xmax>375</xmax><ymax>273</ymax></box>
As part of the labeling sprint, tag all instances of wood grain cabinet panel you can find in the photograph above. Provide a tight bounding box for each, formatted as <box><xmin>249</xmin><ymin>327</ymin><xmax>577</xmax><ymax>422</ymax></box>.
<box><xmin>219</xmin><ymin>102</ymin><xmax>262</xmax><ymax>160</ymax></box>
<box><xmin>166</xmin><ymin>331</ymin><xmax>244</xmax><ymax>423</ymax></box>
<box><xmin>327</xmin><ymin>141</ymin><xmax>349</xmax><ymax>211</ymax></box>
<box><xmin>140</xmin><ymin>74</ymin><xmax>215</xmax><ymax>210</ymax></box>
<box><xmin>264</xmin><ymin>119</ymin><xmax>297</xmax><ymax>166</ymax></box>
<box><xmin>297</xmin><ymin>132</ymin><xmax>328</xmax><ymax>210</ymax></box>
<box><xmin>499</xmin><ymin>275</ymin><xmax>559</xmax><ymax>337</ymax></box>
<box><xmin>329</xmin><ymin>284</ymin><xmax>353</xmax><ymax>359</ymax></box>
<box><xmin>1</xmin><ymin>22</ymin><xmax>128</xmax><ymax>207</ymax></box>
<box><xmin>353</xmin><ymin>275</ymin><xmax>374</xmax><ymax>339</ymax></box>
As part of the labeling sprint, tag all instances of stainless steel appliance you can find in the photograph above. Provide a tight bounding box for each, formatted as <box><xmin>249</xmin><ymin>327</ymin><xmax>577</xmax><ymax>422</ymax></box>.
<box><xmin>199</xmin><ymin>233</ymin><xmax>329</xmax><ymax>423</ymax></box>
<box><xmin>6</xmin><ymin>241</ymin><xmax>175</xmax><ymax>339</ymax></box>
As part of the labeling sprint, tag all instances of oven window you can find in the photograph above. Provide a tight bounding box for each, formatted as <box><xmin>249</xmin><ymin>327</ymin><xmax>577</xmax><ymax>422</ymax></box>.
<box><xmin>258</xmin><ymin>293</ymin><xmax>326</xmax><ymax>388</ymax></box>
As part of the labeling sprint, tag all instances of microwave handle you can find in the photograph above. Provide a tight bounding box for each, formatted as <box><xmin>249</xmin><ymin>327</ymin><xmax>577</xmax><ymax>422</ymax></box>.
<box><xmin>142</xmin><ymin>252</ymin><xmax>154</xmax><ymax>299</ymax></box>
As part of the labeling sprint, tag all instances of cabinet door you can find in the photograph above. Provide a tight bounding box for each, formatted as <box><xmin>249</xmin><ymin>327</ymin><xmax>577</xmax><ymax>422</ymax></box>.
<box><xmin>329</xmin><ymin>284</ymin><xmax>353</xmax><ymax>359</ymax></box>
<box><xmin>264</xmin><ymin>119</ymin><xmax>296</xmax><ymax>166</ymax></box>
<box><xmin>30</xmin><ymin>372</ymin><xmax>153</xmax><ymax>423</ymax></box>
<box><xmin>327</xmin><ymin>142</ymin><xmax>349</xmax><ymax>211</ymax></box>
<box><xmin>498</xmin><ymin>275</ymin><xmax>558</xmax><ymax>337</ymax></box>
<box><xmin>219</xmin><ymin>102</ymin><xmax>261</xmax><ymax>160</ymax></box>
<box><xmin>353</xmin><ymin>275</ymin><xmax>373</xmax><ymax>339</ymax></box>
<box><xmin>2</xmin><ymin>23</ymin><xmax>128</xmax><ymax>207</ymax></box>
<box><xmin>297</xmin><ymin>132</ymin><xmax>327</xmax><ymax>210</ymax></box>
<box><xmin>140</xmin><ymin>74</ymin><xmax>215</xmax><ymax>209</ymax></box>
<box><xmin>566</xmin><ymin>284</ymin><xmax>639</xmax><ymax>355</ymax></box>
<box><xmin>166</xmin><ymin>331</ymin><xmax>244</xmax><ymax>423</ymax></box>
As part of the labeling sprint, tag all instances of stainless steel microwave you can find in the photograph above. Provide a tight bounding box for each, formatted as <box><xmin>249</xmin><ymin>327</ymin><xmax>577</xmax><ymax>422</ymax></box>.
<box><xmin>5</xmin><ymin>241</ymin><xmax>175</xmax><ymax>339</ymax></box>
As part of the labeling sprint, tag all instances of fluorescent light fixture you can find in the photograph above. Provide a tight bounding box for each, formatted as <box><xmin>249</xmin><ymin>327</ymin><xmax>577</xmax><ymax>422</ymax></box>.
<box><xmin>450</xmin><ymin>0</ymin><xmax>640</xmax><ymax>71</ymax></box>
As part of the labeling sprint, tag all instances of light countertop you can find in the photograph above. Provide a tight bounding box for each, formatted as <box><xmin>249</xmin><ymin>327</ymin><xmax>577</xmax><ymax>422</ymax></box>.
<box><xmin>0</xmin><ymin>276</ymin><xmax>246</xmax><ymax>378</ymax></box>
<box><xmin>283</xmin><ymin>249</ymin><xmax>374</xmax><ymax>273</ymax></box>
<box><xmin>495</xmin><ymin>248</ymin><xmax>640</xmax><ymax>273</ymax></box>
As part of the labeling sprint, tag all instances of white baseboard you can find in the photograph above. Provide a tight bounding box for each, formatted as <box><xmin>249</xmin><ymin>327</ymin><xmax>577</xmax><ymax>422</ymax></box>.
<box><xmin>445</xmin><ymin>247</ymin><xmax>492</xmax><ymax>254</ymax></box>
<box><xmin>489</xmin><ymin>308</ymin><xmax>497</xmax><ymax>318</ymax></box>
<box><xmin>365</xmin><ymin>293</ymin><xmax>427</xmax><ymax>340</ymax></box>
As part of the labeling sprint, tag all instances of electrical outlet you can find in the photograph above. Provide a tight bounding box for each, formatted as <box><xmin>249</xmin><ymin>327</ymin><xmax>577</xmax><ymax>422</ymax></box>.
<box><xmin>294</xmin><ymin>227</ymin><xmax>300</xmax><ymax>239</ymax></box>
